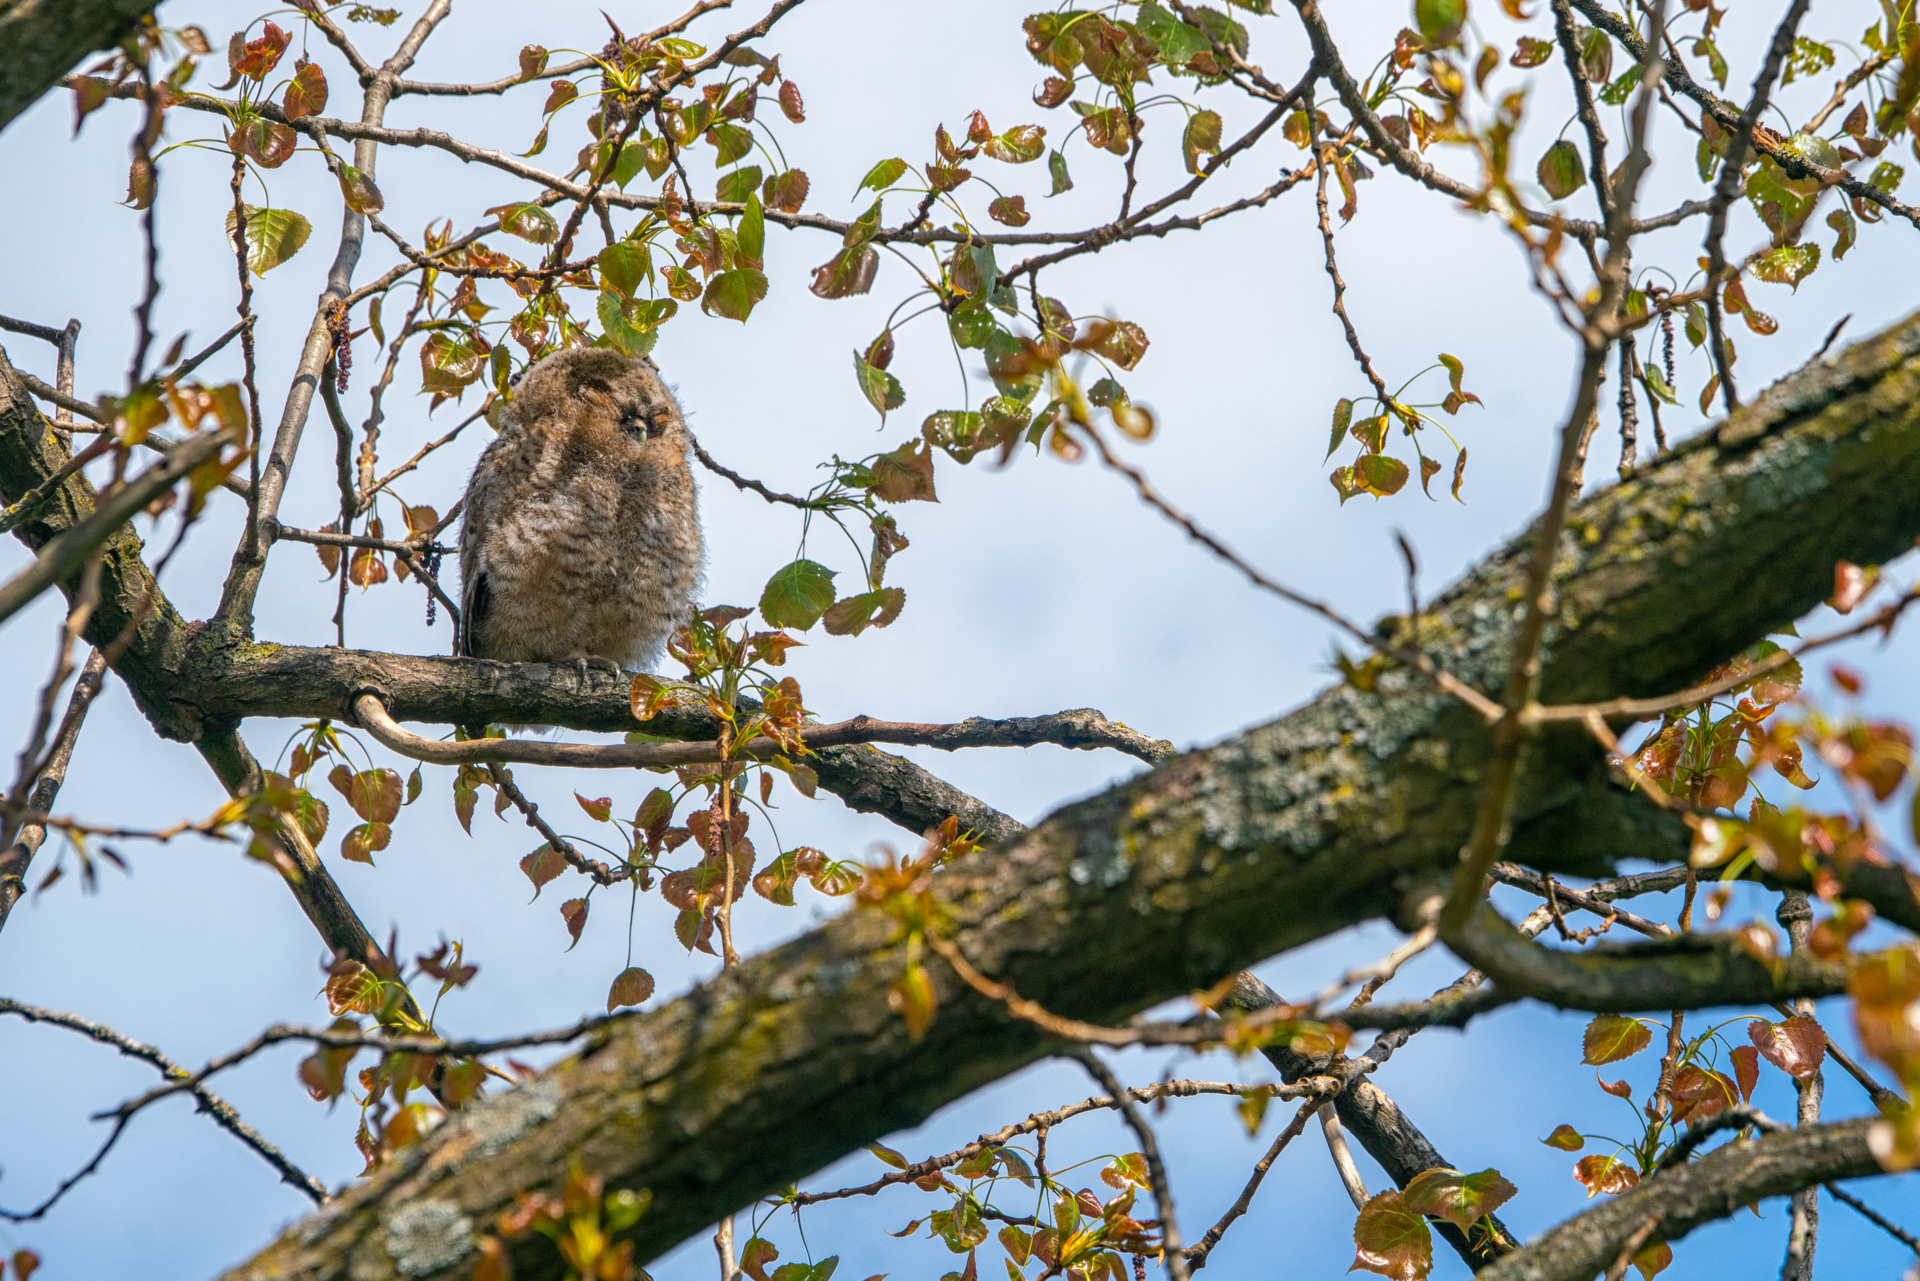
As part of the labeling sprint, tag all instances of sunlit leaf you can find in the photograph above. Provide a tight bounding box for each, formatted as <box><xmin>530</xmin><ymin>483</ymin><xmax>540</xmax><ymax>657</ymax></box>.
<box><xmin>1391</xmin><ymin>1169</ymin><xmax>1506</xmax><ymax>1239</ymax></box>
<box><xmin>283</xmin><ymin>58</ymin><xmax>328</xmax><ymax>119</ymax></box>
<box><xmin>1350</xmin><ymin>1189</ymin><xmax>1432</xmax><ymax>1281</ymax></box>
<box><xmin>1582</xmin><ymin>1014</ymin><xmax>1652</xmax><ymax>1064</ymax></box>
<box><xmin>225</xmin><ymin>203</ymin><xmax>305</xmax><ymax>276</ymax></box>
<box><xmin>1749</xmin><ymin>1015</ymin><xmax>1826</xmax><ymax>1079</ymax></box>
<box><xmin>1572</xmin><ymin>1154</ymin><xmax>1639</xmax><ymax>1197</ymax></box>
<box><xmin>1542</xmin><ymin>1124</ymin><xmax>1584</xmax><ymax>1151</ymax></box>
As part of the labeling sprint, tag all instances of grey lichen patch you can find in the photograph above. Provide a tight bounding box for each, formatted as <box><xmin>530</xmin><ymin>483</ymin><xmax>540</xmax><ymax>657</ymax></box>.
<box><xmin>384</xmin><ymin>1200</ymin><xmax>475</xmax><ymax>1277</ymax></box>
<box><xmin>467</xmin><ymin>1075</ymin><xmax>562</xmax><ymax>1156</ymax></box>
<box><xmin>1736</xmin><ymin>432</ymin><xmax>1834</xmax><ymax>515</ymax></box>
<box><xmin>814</xmin><ymin>957</ymin><xmax>860</xmax><ymax>996</ymax></box>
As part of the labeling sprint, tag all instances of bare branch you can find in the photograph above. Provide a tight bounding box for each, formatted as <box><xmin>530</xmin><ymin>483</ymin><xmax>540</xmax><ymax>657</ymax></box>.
<box><xmin>0</xmin><ymin>649</ymin><xmax>105</xmax><ymax>933</ymax></box>
<box><xmin>0</xmin><ymin>996</ymin><xmax>326</xmax><ymax>1215</ymax></box>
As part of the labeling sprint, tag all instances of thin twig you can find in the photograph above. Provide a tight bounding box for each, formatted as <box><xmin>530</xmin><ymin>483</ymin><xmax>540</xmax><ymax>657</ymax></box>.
<box><xmin>1071</xmin><ymin>1050</ymin><xmax>1188</xmax><ymax>1281</ymax></box>
<box><xmin>0</xmin><ymin>997</ymin><xmax>326</xmax><ymax>1214</ymax></box>
<box><xmin>1700</xmin><ymin>0</ymin><xmax>1813</xmax><ymax>415</ymax></box>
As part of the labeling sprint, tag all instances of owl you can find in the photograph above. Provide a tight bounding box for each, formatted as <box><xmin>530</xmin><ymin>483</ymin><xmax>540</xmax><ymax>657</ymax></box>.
<box><xmin>457</xmin><ymin>347</ymin><xmax>703</xmax><ymax>676</ymax></box>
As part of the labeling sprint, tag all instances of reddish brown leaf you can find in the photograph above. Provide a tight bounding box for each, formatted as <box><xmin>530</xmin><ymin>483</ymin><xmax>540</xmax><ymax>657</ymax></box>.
<box><xmin>282</xmin><ymin>57</ymin><xmax>328</xmax><ymax>119</ymax></box>
<box><xmin>560</xmin><ymin>897</ymin><xmax>589</xmax><ymax>947</ymax></box>
<box><xmin>1730</xmin><ymin>1044</ymin><xmax>1760</xmax><ymax>1099</ymax></box>
<box><xmin>606</xmin><ymin>966</ymin><xmax>655</xmax><ymax>1010</ymax></box>
<box><xmin>519</xmin><ymin>843</ymin><xmax>567</xmax><ymax>896</ymax></box>
<box><xmin>1572</xmin><ymin>1154</ymin><xmax>1640</xmax><ymax>1197</ymax></box>
<box><xmin>1829</xmin><ymin>560</ymin><xmax>1879</xmax><ymax>613</ymax></box>
<box><xmin>1668</xmin><ymin>1065</ymin><xmax>1738</xmax><ymax>1123</ymax></box>
<box><xmin>1749</xmin><ymin>1015</ymin><xmax>1827</xmax><ymax>1079</ymax></box>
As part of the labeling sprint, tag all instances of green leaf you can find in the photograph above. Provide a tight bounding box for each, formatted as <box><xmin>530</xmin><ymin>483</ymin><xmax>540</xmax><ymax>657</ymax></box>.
<box><xmin>1580</xmin><ymin>26</ymin><xmax>1613</xmax><ymax>82</ymax></box>
<box><xmin>335</xmin><ymin>164</ymin><xmax>384</xmax><ymax>215</ymax></box>
<box><xmin>821</xmin><ymin>587</ymin><xmax>906</xmax><ymax>636</ymax></box>
<box><xmin>923</xmin><ymin>409</ymin><xmax>990</xmax><ymax>461</ymax></box>
<box><xmin>1537</xmin><ymin>140</ymin><xmax>1587</xmax><ymax>200</ymax></box>
<box><xmin>1828</xmin><ymin>207</ymin><xmax>1857</xmax><ymax>261</ymax></box>
<box><xmin>1511</xmin><ymin>36</ymin><xmax>1554</xmax><ymax>67</ymax></box>
<box><xmin>224</xmin><ymin>204</ymin><xmax>311</xmax><ymax>275</ymax></box>
<box><xmin>1582</xmin><ymin>1014</ymin><xmax>1652</xmax><ymax>1064</ymax></box>
<box><xmin>852</xmin><ymin>351</ymin><xmax>905</xmax><ymax>417</ymax></box>
<box><xmin>1401</xmin><ymin>1167</ymin><xmax>1518</xmax><ymax>1233</ymax></box>
<box><xmin>702</xmin><ymin>269</ymin><xmax>768</xmax><ymax>322</ymax></box>
<box><xmin>1597</xmin><ymin>65</ymin><xmax>1642</xmax><ymax>106</ymax></box>
<box><xmin>739</xmin><ymin>191</ymin><xmax>766</xmax><ymax>262</ymax></box>
<box><xmin>1750</xmin><ymin>243</ymin><xmax>1820</xmax><ymax>290</ymax></box>
<box><xmin>1354</xmin><ymin>453</ymin><xmax>1408</xmax><ymax>497</ymax></box>
<box><xmin>949</xmin><ymin>304</ymin><xmax>998</xmax><ymax>350</ymax></box>
<box><xmin>610</xmin><ymin>140</ymin><xmax>647</xmax><ymax>189</ymax></box>
<box><xmin>1136</xmin><ymin>1</ymin><xmax>1213</xmax><ymax>66</ymax></box>
<box><xmin>1684</xmin><ymin>301</ymin><xmax>1709</xmax><ymax>348</ymax></box>
<box><xmin>598</xmin><ymin>241</ymin><xmax>652</xmax><ymax>298</ymax></box>
<box><xmin>983</xmin><ymin>124</ymin><xmax>1046</xmax><ymax>163</ymax></box>
<box><xmin>711</xmin><ymin>121</ymin><xmax>754</xmax><ymax>165</ymax></box>
<box><xmin>716</xmin><ymin>164</ymin><xmax>765</xmax><ymax>203</ymax></box>
<box><xmin>1183</xmin><ymin>109</ymin><xmax>1223</xmax><ymax>172</ymax></box>
<box><xmin>760</xmin><ymin>560</ymin><xmax>836</xmax><ymax>630</ymax></box>
<box><xmin>1326</xmin><ymin>397</ymin><xmax>1354</xmax><ymax>460</ymax></box>
<box><xmin>1350</xmin><ymin>1189</ymin><xmax>1433</xmax><ymax>1281</ymax></box>
<box><xmin>857</xmin><ymin>157</ymin><xmax>909</xmax><ymax>193</ymax></box>
<box><xmin>1642</xmin><ymin>364</ymin><xmax>1680</xmax><ymax>405</ymax></box>
<box><xmin>1414</xmin><ymin>0</ymin><xmax>1465</xmax><ymax>46</ymax></box>
<box><xmin>487</xmin><ymin>202</ymin><xmax>559</xmax><ymax>244</ymax></box>
<box><xmin>1542</xmin><ymin>1124</ymin><xmax>1585</xmax><ymax>1151</ymax></box>
<box><xmin>1048</xmin><ymin>147</ymin><xmax>1073</xmax><ymax>195</ymax></box>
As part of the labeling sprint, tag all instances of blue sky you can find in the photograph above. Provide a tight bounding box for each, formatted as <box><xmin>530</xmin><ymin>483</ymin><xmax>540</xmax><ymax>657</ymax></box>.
<box><xmin>1</xmin><ymin>1</ymin><xmax>1917</xmax><ymax>1277</ymax></box>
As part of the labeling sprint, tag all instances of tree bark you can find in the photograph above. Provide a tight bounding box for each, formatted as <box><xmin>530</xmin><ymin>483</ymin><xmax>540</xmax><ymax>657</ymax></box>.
<box><xmin>0</xmin><ymin>0</ymin><xmax>159</xmax><ymax>132</ymax></box>
<box><xmin>181</xmin><ymin>312</ymin><xmax>1920</xmax><ymax>1280</ymax></box>
<box><xmin>1479</xmin><ymin>1118</ymin><xmax>1886</xmax><ymax>1281</ymax></box>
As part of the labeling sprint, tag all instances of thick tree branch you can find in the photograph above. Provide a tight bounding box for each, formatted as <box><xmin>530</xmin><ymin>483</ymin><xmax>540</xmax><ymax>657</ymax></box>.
<box><xmin>1479</xmin><ymin>1117</ymin><xmax>1888</xmax><ymax>1281</ymax></box>
<box><xmin>1443</xmin><ymin>901</ymin><xmax>1849</xmax><ymax>1012</ymax></box>
<box><xmin>0</xmin><ymin>0</ymin><xmax>157</xmax><ymax>131</ymax></box>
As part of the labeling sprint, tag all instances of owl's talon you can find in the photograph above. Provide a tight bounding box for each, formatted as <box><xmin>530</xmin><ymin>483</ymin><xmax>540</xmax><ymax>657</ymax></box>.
<box><xmin>571</xmin><ymin>655</ymin><xmax>622</xmax><ymax>687</ymax></box>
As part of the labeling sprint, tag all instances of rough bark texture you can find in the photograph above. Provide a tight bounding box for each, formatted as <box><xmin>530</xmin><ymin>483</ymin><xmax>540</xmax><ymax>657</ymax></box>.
<box><xmin>1480</xmin><ymin>1118</ymin><xmax>1886</xmax><ymax>1281</ymax></box>
<box><xmin>195</xmin><ymin>314</ymin><xmax>1920</xmax><ymax>1280</ymax></box>
<box><xmin>0</xmin><ymin>0</ymin><xmax>158</xmax><ymax>131</ymax></box>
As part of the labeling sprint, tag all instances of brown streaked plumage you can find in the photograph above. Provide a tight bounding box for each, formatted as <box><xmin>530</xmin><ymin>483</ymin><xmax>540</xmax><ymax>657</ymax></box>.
<box><xmin>457</xmin><ymin>347</ymin><xmax>702</xmax><ymax>674</ymax></box>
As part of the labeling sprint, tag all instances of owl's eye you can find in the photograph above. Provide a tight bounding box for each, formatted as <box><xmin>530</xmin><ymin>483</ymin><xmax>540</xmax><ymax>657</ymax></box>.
<box><xmin>618</xmin><ymin>409</ymin><xmax>652</xmax><ymax>441</ymax></box>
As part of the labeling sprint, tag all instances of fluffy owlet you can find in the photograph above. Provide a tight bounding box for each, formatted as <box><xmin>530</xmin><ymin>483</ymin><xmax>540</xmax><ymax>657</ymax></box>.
<box><xmin>457</xmin><ymin>347</ymin><xmax>703</xmax><ymax>674</ymax></box>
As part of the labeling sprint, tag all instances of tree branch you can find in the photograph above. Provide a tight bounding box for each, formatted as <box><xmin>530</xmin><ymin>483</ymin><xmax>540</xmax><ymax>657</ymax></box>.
<box><xmin>1479</xmin><ymin>1117</ymin><xmax>1887</xmax><ymax>1281</ymax></box>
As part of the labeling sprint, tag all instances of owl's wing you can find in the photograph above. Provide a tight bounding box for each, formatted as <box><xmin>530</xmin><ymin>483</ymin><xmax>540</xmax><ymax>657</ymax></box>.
<box><xmin>458</xmin><ymin>567</ymin><xmax>491</xmax><ymax>658</ymax></box>
<box><xmin>456</xmin><ymin>490</ymin><xmax>490</xmax><ymax>658</ymax></box>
